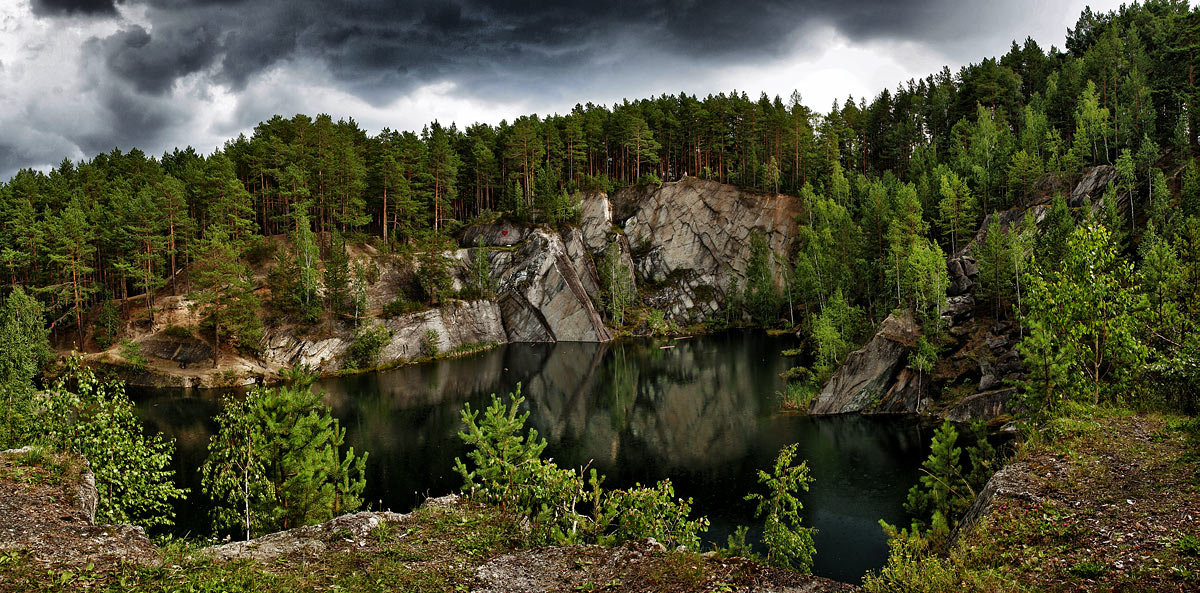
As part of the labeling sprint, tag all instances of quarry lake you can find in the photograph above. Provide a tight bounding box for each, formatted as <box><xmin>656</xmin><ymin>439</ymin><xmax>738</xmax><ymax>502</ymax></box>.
<box><xmin>133</xmin><ymin>331</ymin><xmax>929</xmax><ymax>583</ymax></box>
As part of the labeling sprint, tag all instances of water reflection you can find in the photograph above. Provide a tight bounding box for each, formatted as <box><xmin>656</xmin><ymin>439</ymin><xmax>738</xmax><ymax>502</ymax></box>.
<box><xmin>134</xmin><ymin>331</ymin><xmax>927</xmax><ymax>583</ymax></box>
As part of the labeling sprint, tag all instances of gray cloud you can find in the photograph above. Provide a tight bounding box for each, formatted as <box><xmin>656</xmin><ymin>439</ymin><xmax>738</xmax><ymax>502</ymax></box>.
<box><xmin>2</xmin><ymin>0</ymin><xmax>1114</xmax><ymax>178</ymax></box>
<box><xmin>30</xmin><ymin>0</ymin><xmax>121</xmax><ymax>17</ymax></box>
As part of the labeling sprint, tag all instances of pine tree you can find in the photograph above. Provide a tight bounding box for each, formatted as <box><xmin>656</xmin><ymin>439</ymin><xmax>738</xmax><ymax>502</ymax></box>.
<box><xmin>936</xmin><ymin>171</ymin><xmax>978</xmax><ymax>255</ymax></box>
<box><xmin>600</xmin><ymin>238</ymin><xmax>633</xmax><ymax>326</ymax></box>
<box><xmin>744</xmin><ymin>232</ymin><xmax>779</xmax><ymax>326</ymax></box>
<box><xmin>324</xmin><ymin>231</ymin><xmax>352</xmax><ymax>316</ymax></box>
<box><xmin>202</xmin><ymin>384</ymin><xmax>366</xmax><ymax>535</ymax></box>
<box><xmin>190</xmin><ymin>226</ymin><xmax>263</xmax><ymax>367</ymax></box>
<box><xmin>46</xmin><ymin>195</ymin><xmax>96</xmax><ymax>349</ymax></box>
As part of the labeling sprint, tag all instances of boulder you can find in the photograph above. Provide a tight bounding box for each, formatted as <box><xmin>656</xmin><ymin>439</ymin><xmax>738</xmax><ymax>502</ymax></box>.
<box><xmin>809</xmin><ymin>310</ymin><xmax>921</xmax><ymax>415</ymax></box>
<box><xmin>137</xmin><ymin>335</ymin><xmax>213</xmax><ymax>365</ymax></box>
<box><xmin>944</xmin><ymin>295</ymin><xmax>976</xmax><ymax>325</ymax></box>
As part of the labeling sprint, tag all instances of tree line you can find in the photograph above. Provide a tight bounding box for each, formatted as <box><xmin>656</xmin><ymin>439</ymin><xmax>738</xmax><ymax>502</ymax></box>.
<box><xmin>0</xmin><ymin>1</ymin><xmax>1194</xmax><ymax>395</ymax></box>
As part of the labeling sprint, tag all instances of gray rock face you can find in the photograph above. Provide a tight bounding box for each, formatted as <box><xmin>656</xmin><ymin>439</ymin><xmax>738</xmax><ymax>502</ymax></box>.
<box><xmin>380</xmin><ymin>300</ymin><xmax>506</xmax><ymax>360</ymax></box>
<box><xmin>493</xmin><ymin>229</ymin><xmax>613</xmax><ymax>343</ymax></box>
<box><xmin>809</xmin><ymin>311</ymin><xmax>925</xmax><ymax>415</ymax></box>
<box><xmin>0</xmin><ymin>448</ymin><xmax>160</xmax><ymax>569</ymax></box>
<box><xmin>137</xmin><ymin>335</ymin><xmax>213</xmax><ymax>365</ymax></box>
<box><xmin>612</xmin><ymin>178</ymin><xmax>802</xmax><ymax>323</ymax></box>
<box><xmin>1070</xmin><ymin>165</ymin><xmax>1117</xmax><ymax>207</ymax></box>
<box><xmin>260</xmin><ymin>300</ymin><xmax>506</xmax><ymax>370</ymax></box>
<box><xmin>579</xmin><ymin>192</ymin><xmax>616</xmax><ymax>253</ymax></box>
<box><xmin>462</xmin><ymin>222</ymin><xmax>528</xmax><ymax>247</ymax></box>
<box><xmin>260</xmin><ymin>331</ymin><xmax>351</xmax><ymax>370</ymax></box>
<box><xmin>953</xmin><ymin>460</ymin><xmax>1041</xmax><ymax>544</ymax></box>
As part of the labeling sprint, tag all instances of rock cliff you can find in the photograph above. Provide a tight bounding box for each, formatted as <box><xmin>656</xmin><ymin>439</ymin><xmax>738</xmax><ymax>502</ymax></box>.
<box><xmin>609</xmin><ymin>177</ymin><xmax>803</xmax><ymax>323</ymax></box>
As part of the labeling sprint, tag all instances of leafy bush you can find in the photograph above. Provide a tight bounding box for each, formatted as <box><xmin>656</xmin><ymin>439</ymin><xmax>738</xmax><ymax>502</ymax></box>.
<box><xmin>454</xmin><ymin>386</ymin><xmax>708</xmax><ymax>548</ymax></box>
<box><xmin>746</xmin><ymin>443</ymin><xmax>817</xmax><ymax>572</ymax></box>
<box><xmin>202</xmin><ymin>384</ymin><xmax>367</xmax><ymax>538</ymax></box>
<box><xmin>346</xmin><ymin>324</ymin><xmax>391</xmax><ymax>370</ymax></box>
<box><xmin>41</xmin><ymin>361</ymin><xmax>186</xmax><ymax>528</ymax></box>
<box><xmin>118</xmin><ymin>339</ymin><xmax>148</xmax><ymax>371</ymax></box>
<box><xmin>161</xmin><ymin>324</ymin><xmax>193</xmax><ymax>339</ymax></box>
<box><xmin>647</xmin><ymin>309</ymin><xmax>670</xmax><ymax>337</ymax></box>
<box><xmin>602</xmin><ymin>479</ymin><xmax>706</xmax><ymax>550</ymax></box>
<box><xmin>862</xmin><ymin>522</ymin><xmax>963</xmax><ymax>593</ymax></box>
<box><xmin>382</xmin><ymin>295</ymin><xmax>422</xmax><ymax>319</ymax></box>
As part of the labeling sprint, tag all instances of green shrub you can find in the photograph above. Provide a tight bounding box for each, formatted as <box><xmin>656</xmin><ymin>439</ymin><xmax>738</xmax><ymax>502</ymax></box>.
<box><xmin>41</xmin><ymin>360</ymin><xmax>185</xmax><ymax>528</ymax></box>
<box><xmin>119</xmin><ymin>339</ymin><xmax>148</xmax><ymax>371</ymax></box>
<box><xmin>647</xmin><ymin>309</ymin><xmax>670</xmax><ymax>336</ymax></box>
<box><xmin>346</xmin><ymin>324</ymin><xmax>391</xmax><ymax>370</ymax></box>
<box><xmin>721</xmin><ymin>525</ymin><xmax>757</xmax><ymax>559</ymax></box>
<box><xmin>746</xmin><ymin>443</ymin><xmax>817</xmax><ymax>572</ymax></box>
<box><xmin>161</xmin><ymin>324</ymin><xmax>193</xmax><ymax>339</ymax></box>
<box><xmin>1068</xmin><ymin>560</ymin><xmax>1107</xmax><ymax>578</ymax></box>
<box><xmin>421</xmin><ymin>329</ymin><xmax>440</xmax><ymax>358</ymax></box>
<box><xmin>862</xmin><ymin>523</ymin><xmax>963</xmax><ymax>593</ymax></box>
<box><xmin>1179</xmin><ymin>533</ymin><xmax>1200</xmax><ymax>557</ymax></box>
<box><xmin>382</xmin><ymin>295</ymin><xmax>421</xmax><ymax>318</ymax></box>
<box><xmin>454</xmin><ymin>386</ymin><xmax>708</xmax><ymax>549</ymax></box>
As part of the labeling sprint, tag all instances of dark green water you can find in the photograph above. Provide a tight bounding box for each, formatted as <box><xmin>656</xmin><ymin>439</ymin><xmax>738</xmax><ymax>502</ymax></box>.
<box><xmin>134</xmin><ymin>331</ymin><xmax>930</xmax><ymax>583</ymax></box>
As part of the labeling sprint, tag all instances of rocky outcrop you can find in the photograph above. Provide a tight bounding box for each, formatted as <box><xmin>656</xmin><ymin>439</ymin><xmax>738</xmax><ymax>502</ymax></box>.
<box><xmin>383</xmin><ymin>299</ymin><xmax>506</xmax><ymax>359</ymax></box>
<box><xmin>952</xmin><ymin>460</ymin><xmax>1042</xmax><ymax>544</ymax></box>
<box><xmin>462</xmin><ymin>221</ymin><xmax>529</xmax><ymax>247</ymax></box>
<box><xmin>491</xmin><ymin>229</ymin><xmax>613</xmax><ymax>343</ymax></box>
<box><xmin>203</xmin><ymin>509</ymin><xmax>409</xmax><ymax>563</ymax></box>
<box><xmin>809</xmin><ymin>310</ymin><xmax>929</xmax><ymax>415</ymax></box>
<box><xmin>137</xmin><ymin>334</ymin><xmax>213</xmax><ymax>366</ymax></box>
<box><xmin>260</xmin><ymin>300</ymin><xmax>506</xmax><ymax>371</ymax></box>
<box><xmin>0</xmin><ymin>448</ymin><xmax>160</xmax><ymax>569</ymax></box>
<box><xmin>941</xmin><ymin>388</ymin><xmax>1019</xmax><ymax>423</ymax></box>
<box><xmin>1069</xmin><ymin>164</ymin><xmax>1117</xmax><ymax>208</ymax></box>
<box><xmin>610</xmin><ymin>178</ymin><xmax>803</xmax><ymax>323</ymax></box>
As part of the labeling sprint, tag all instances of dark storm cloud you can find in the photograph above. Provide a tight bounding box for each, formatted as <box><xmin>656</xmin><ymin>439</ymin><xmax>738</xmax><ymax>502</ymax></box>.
<box><xmin>30</xmin><ymin>0</ymin><xmax>121</xmax><ymax>17</ymax></box>
<box><xmin>84</xmin><ymin>0</ymin><xmax>974</xmax><ymax>102</ymax></box>
<box><xmin>4</xmin><ymin>0</ymin><xmax>1092</xmax><ymax>179</ymax></box>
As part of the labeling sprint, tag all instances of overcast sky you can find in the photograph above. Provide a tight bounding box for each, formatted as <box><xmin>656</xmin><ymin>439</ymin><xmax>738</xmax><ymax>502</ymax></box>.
<box><xmin>0</xmin><ymin>0</ymin><xmax>1133</xmax><ymax>180</ymax></box>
